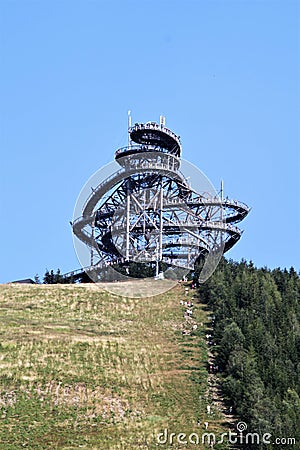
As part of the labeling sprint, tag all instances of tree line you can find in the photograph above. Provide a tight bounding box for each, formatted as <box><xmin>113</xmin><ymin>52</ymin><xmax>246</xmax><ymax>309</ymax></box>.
<box><xmin>197</xmin><ymin>258</ymin><xmax>300</xmax><ymax>448</ymax></box>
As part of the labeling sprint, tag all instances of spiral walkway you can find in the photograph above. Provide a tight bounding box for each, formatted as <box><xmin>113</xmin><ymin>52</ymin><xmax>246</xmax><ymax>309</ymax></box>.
<box><xmin>70</xmin><ymin>118</ymin><xmax>250</xmax><ymax>282</ymax></box>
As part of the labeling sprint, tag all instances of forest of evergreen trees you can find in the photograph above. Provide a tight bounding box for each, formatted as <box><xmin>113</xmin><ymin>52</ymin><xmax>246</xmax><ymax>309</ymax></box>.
<box><xmin>198</xmin><ymin>258</ymin><xmax>300</xmax><ymax>448</ymax></box>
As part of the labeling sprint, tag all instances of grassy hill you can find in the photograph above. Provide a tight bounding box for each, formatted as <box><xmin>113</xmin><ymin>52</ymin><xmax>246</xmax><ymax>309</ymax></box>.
<box><xmin>0</xmin><ymin>282</ymin><xmax>229</xmax><ymax>449</ymax></box>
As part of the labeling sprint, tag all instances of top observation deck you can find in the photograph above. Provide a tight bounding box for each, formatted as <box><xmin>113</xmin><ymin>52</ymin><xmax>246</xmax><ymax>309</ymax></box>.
<box><xmin>115</xmin><ymin>117</ymin><xmax>182</xmax><ymax>163</ymax></box>
<box><xmin>130</xmin><ymin>121</ymin><xmax>182</xmax><ymax>157</ymax></box>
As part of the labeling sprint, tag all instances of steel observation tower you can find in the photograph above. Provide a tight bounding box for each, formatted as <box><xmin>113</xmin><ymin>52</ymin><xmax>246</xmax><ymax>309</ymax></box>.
<box><xmin>71</xmin><ymin>116</ymin><xmax>249</xmax><ymax>282</ymax></box>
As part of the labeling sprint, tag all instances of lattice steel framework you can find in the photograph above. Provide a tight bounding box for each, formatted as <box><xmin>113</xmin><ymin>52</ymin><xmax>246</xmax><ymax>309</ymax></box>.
<box><xmin>72</xmin><ymin>118</ymin><xmax>249</xmax><ymax>281</ymax></box>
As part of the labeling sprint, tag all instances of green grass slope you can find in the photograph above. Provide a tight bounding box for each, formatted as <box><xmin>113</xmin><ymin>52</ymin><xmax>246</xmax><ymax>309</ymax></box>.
<box><xmin>0</xmin><ymin>283</ymin><xmax>228</xmax><ymax>450</ymax></box>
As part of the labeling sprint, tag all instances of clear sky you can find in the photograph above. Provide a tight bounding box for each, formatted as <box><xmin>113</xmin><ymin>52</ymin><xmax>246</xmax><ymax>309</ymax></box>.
<box><xmin>0</xmin><ymin>0</ymin><xmax>299</xmax><ymax>283</ymax></box>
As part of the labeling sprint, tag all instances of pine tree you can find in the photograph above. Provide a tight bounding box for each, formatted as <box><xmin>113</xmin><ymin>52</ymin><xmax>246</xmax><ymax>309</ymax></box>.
<box><xmin>43</xmin><ymin>270</ymin><xmax>51</xmax><ymax>284</ymax></box>
<box><xmin>34</xmin><ymin>273</ymin><xmax>40</xmax><ymax>284</ymax></box>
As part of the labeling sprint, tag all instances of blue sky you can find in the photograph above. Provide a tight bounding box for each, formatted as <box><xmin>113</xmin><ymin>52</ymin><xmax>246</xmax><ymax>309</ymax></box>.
<box><xmin>0</xmin><ymin>0</ymin><xmax>299</xmax><ymax>283</ymax></box>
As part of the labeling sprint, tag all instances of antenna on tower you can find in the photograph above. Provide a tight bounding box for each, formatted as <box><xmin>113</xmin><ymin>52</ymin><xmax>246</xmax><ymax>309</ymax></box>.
<box><xmin>220</xmin><ymin>179</ymin><xmax>224</xmax><ymax>224</ymax></box>
<box><xmin>127</xmin><ymin>110</ymin><xmax>132</xmax><ymax>149</ymax></box>
<box><xmin>160</xmin><ymin>115</ymin><xmax>166</xmax><ymax>128</ymax></box>
<box><xmin>220</xmin><ymin>179</ymin><xmax>224</xmax><ymax>202</ymax></box>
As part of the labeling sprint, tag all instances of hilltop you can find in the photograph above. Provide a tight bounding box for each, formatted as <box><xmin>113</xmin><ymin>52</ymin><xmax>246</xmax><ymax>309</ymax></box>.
<box><xmin>0</xmin><ymin>282</ymin><xmax>229</xmax><ymax>450</ymax></box>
